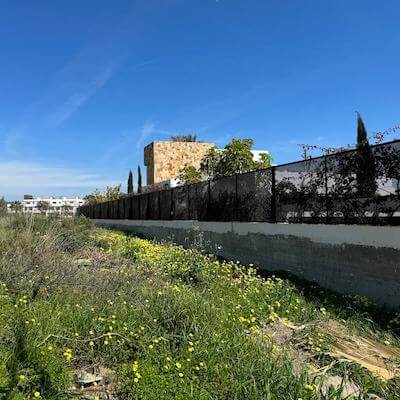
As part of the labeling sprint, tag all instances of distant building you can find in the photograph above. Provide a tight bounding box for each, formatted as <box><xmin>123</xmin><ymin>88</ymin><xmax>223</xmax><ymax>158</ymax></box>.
<box><xmin>143</xmin><ymin>178</ymin><xmax>180</xmax><ymax>193</ymax></box>
<box><xmin>144</xmin><ymin>141</ymin><xmax>215</xmax><ymax>185</ymax></box>
<box><xmin>7</xmin><ymin>196</ymin><xmax>84</xmax><ymax>215</ymax></box>
<box><xmin>144</xmin><ymin>140</ymin><xmax>269</xmax><ymax>187</ymax></box>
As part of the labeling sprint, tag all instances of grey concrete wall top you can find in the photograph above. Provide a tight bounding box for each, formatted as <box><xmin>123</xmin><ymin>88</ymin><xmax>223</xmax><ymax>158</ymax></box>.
<box><xmin>94</xmin><ymin>219</ymin><xmax>400</xmax><ymax>250</ymax></box>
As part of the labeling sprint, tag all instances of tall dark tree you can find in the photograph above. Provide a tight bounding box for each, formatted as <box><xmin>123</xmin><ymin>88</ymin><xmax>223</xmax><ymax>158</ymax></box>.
<box><xmin>127</xmin><ymin>170</ymin><xmax>134</xmax><ymax>194</ymax></box>
<box><xmin>137</xmin><ymin>165</ymin><xmax>143</xmax><ymax>193</ymax></box>
<box><xmin>356</xmin><ymin>112</ymin><xmax>377</xmax><ymax>196</ymax></box>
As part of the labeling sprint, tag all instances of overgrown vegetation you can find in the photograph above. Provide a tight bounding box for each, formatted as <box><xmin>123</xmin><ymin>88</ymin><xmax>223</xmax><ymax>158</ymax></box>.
<box><xmin>0</xmin><ymin>215</ymin><xmax>399</xmax><ymax>399</ymax></box>
<box><xmin>0</xmin><ymin>198</ymin><xmax>6</xmax><ymax>217</ymax></box>
<box><xmin>178</xmin><ymin>166</ymin><xmax>202</xmax><ymax>185</ymax></box>
<box><xmin>84</xmin><ymin>184</ymin><xmax>122</xmax><ymax>205</ymax></box>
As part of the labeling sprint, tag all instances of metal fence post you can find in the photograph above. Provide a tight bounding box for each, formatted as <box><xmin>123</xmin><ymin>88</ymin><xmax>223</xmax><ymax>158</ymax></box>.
<box><xmin>207</xmin><ymin>180</ymin><xmax>211</xmax><ymax>221</ymax></box>
<box><xmin>169</xmin><ymin>190</ymin><xmax>174</xmax><ymax>220</ymax></box>
<box><xmin>270</xmin><ymin>166</ymin><xmax>276</xmax><ymax>223</ymax></box>
<box><xmin>324</xmin><ymin>155</ymin><xmax>329</xmax><ymax>223</ymax></box>
<box><xmin>188</xmin><ymin>185</ymin><xmax>191</xmax><ymax>220</ymax></box>
<box><xmin>235</xmin><ymin>173</ymin><xmax>238</xmax><ymax>221</ymax></box>
<box><xmin>158</xmin><ymin>191</ymin><xmax>161</xmax><ymax>220</ymax></box>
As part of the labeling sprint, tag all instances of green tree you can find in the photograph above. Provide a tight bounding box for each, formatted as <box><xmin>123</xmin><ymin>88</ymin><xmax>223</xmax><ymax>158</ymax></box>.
<box><xmin>84</xmin><ymin>184</ymin><xmax>122</xmax><ymax>205</ymax></box>
<box><xmin>137</xmin><ymin>166</ymin><xmax>143</xmax><ymax>193</ymax></box>
<box><xmin>127</xmin><ymin>170</ymin><xmax>134</xmax><ymax>194</ymax></box>
<box><xmin>0</xmin><ymin>197</ymin><xmax>7</xmax><ymax>216</ymax></box>
<box><xmin>84</xmin><ymin>189</ymin><xmax>104</xmax><ymax>205</ymax></box>
<box><xmin>178</xmin><ymin>166</ymin><xmax>202</xmax><ymax>185</ymax></box>
<box><xmin>356</xmin><ymin>113</ymin><xmax>377</xmax><ymax>196</ymax></box>
<box><xmin>200</xmin><ymin>146</ymin><xmax>222</xmax><ymax>177</ymax></box>
<box><xmin>254</xmin><ymin>152</ymin><xmax>273</xmax><ymax>170</ymax></box>
<box><xmin>170</xmin><ymin>134</ymin><xmax>197</xmax><ymax>142</ymax></box>
<box><xmin>105</xmin><ymin>184</ymin><xmax>122</xmax><ymax>200</ymax></box>
<box><xmin>200</xmin><ymin>139</ymin><xmax>272</xmax><ymax>178</ymax></box>
<box><xmin>215</xmin><ymin>138</ymin><xmax>255</xmax><ymax>176</ymax></box>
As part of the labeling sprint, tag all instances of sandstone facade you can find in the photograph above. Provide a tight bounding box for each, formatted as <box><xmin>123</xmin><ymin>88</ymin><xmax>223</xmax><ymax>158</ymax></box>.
<box><xmin>144</xmin><ymin>141</ymin><xmax>215</xmax><ymax>184</ymax></box>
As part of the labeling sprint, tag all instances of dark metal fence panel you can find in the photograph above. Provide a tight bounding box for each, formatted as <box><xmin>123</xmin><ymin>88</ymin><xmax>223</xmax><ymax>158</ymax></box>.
<box><xmin>120</xmin><ymin>198</ymin><xmax>126</xmax><ymax>219</ymax></box>
<box><xmin>123</xmin><ymin>197</ymin><xmax>130</xmax><ymax>219</ymax></box>
<box><xmin>139</xmin><ymin>193</ymin><xmax>149</xmax><ymax>219</ymax></box>
<box><xmin>148</xmin><ymin>191</ymin><xmax>160</xmax><ymax>219</ymax></box>
<box><xmin>106</xmin><ymin>201</ymin><xmax>111</xmax><ymax>219</ymax></box>
<box><xmin>110</xmin><ymin>200</ymin><xmax>115</xmax><ymax>219</ymax></box>
<box><xmin>275</xmin><ymin>158</ymin><xmax>326</xmax><ymax>223</ymax></box>
<box><xmin>103</xmin><ymin>201</ymin><xmax>109</xmax><ymax>219</ymax></box>
<box><xmin>208</xmin><ymin>175</ymin><xmax>236</xmax><ymax>221</ymax></box>
<box><xmin>127</xmin><ymin>196</ymin><xmax>133</xmax><ymax>219</ymax></box>
<box><xmin>117</xmin><ymin>198</ymin><xmax>123</xmax><ymax>219</ymax></box>
<box><xmin>159</xmin><ymin>190</ymin><xmax>172</xmax><ymax>220</ymax></box>
<box><xmin>374</xmin><ymin>141</ymin><xmax>400</xmax><ymax>222</ymax></box>
<box><xmin>115</xmin><ymin>199</ymin><xmax>119</xmax><ymax>219</ymax></box>
<box><xmin>325</xmin><ymin>140</ymin><xmax>400</xmax><ymax>224</ymax></box>
<box><xmin>100</xmin><ymin>202</ymin><xmax>104</xmax><ymax>219</ymax></box>
<box><xmin>237</xmin><ymin>169</ymin><xmax>273</xmax><ymax>222</ymax></box>
<box><xmin>172</xmin><ymin>186</ymin><xmax>189</xmax><ymax>220</ymax></box>
<box><xmin>110</xmin><ymin>200</ymin><xmax>116</xmax><ymax>219</ymax></box>
<box><xmin>325</xmin><ymin>150</ymin><xmax>360</xmax><ymax>223</ymax></box>
<box><xmin>117</xmin><ymin>199</ymin><xmax>122</xmax><ymax>219</ymax></box>
<box><xmin>188</xmin><ymin>181</ymin><xmax>209</xmax><ymax>220</ymax></box>
<box><xmin>132</xmin><ymin>195</ymin><xmax>140</xmax><ymax>219</ymax></box>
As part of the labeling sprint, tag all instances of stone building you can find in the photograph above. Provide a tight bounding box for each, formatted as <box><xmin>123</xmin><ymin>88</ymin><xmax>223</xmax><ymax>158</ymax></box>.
<box><xmin>144</xmin><ymin>141</ymin><xmax>214</xmax><ymax>185</ymax></box>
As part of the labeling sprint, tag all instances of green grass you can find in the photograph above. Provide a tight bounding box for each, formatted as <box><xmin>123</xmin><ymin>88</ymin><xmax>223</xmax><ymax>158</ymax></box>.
<box><xmin>0</xmin><ymin>215</ymin><xmax>399</xmax><ymax>399</ymax></box>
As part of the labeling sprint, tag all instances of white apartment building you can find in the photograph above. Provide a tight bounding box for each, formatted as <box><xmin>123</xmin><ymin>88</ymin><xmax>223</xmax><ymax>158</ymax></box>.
<box><xmin>8</xmin><ymin>196</ymin><xmax>85</xmax><ymax>215</ymax></box>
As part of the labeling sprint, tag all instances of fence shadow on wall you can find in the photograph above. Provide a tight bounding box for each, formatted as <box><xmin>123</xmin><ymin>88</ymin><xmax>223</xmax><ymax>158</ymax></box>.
<box><xmin>79</xmin><ymin>140</ymin><xmax>400</xmax><ymax>225</ymax></box>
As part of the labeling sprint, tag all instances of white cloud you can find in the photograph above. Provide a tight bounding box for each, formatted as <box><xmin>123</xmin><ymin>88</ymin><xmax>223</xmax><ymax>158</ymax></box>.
<box><xmin>136</xmin><ymin>122</ymin><xmax>156</xmax><ymax>151</ymax></box>
<box><xmin>0</xmin><ymin>160</ymin><xmax>117</xmax><ymax>199</ymax></box>
<box><xmin>46</xmin><ymin>58</ymin><xmax>123</xmax><ymax>128</ymax></box>
<box><xmin>136</xmin><ymin>122</ymin><xmax>182</xmax><ymax>151</ymax></box>
<box><xmin>46</xmin><ymin>58</ymin><xmax>153</xmax><ymax>128</ymax></box>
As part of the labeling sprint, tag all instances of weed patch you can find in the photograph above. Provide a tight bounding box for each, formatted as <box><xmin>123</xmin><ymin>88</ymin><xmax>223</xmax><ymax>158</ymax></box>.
<box><xmin>0</xmin><ymin>215</ymin><xmax>399</xmax><ymax>399</ymax></box>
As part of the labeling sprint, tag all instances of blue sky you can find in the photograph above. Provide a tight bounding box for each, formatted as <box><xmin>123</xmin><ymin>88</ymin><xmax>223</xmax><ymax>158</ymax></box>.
<box><xmin>1</xmin><ymin>0</ymin><xmax>399</xmax><ymax>200</ymax></box>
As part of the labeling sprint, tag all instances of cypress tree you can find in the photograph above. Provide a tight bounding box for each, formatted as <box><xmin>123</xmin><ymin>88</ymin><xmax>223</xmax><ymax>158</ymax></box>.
<box><xmin>127</xmin><ymin>170</ymin><xmax>133</xmax><ymax>194</ymax></box>
<box><xmin>356</xmin><ymin>112</ymin><xmax>377</xmax><ymax>196</ymax></box>
<box><xmin>137</xmin><ymin>165</ymin><xmax>143</xmax><ymax>193</ymax></box>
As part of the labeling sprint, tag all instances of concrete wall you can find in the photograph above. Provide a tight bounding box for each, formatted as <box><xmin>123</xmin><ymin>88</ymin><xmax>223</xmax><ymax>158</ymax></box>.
<box><xmin>94</xmin><ymin>219</ymin><xmax>400</xmax><ymax>308</ymax></box>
